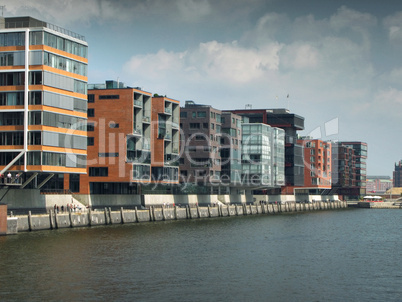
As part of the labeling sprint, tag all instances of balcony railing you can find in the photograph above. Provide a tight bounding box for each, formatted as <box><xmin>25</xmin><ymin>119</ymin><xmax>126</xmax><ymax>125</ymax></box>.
<box><xmin>134</xmin><ymin>100</ymin><xmax>142</xmax><ymax>107</ymax></box>
<box><xmin>127</xmin><ymin>150</ymin><xmax>151</xmax><ymax>164</ymax></box>
<box><xmin>131</xmin><ymin>129</ymin><xmax>142</xmax><ymax>136</ymax></box>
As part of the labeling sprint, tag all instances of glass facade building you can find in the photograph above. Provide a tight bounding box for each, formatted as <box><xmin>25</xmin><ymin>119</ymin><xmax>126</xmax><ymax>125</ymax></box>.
<box><xmin>0</xmin><ymin>16</ymin><xmax>88</xmax><ymax>188</ymax></box>
<box><xmin>241</xmin><ymin>123</ymin><xmax>285</xmax><ymax>188</ymax></box>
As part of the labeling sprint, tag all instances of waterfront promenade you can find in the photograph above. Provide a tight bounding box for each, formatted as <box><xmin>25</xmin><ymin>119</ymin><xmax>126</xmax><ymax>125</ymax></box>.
<box><xmin>5</xmin><ymin>200</ymin><xmax>347</xmax><ymax>235</ymax></box>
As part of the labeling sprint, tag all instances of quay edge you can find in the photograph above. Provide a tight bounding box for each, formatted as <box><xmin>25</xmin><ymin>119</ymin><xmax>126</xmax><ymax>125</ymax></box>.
<box><xmin>5</xmin><ymin>200</ymin><xmax>348</xmax><ymax>235</ymax></box>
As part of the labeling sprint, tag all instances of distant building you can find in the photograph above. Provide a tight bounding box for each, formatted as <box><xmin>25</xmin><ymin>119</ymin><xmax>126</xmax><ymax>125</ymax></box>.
<box><xmin>394</xmin><ymin>160</ymin><xmax>402</xmax><ymax>187</ymax></box>
<box><xmin>366</xmin><ymin>176</ymin><xmax>392</xmax><ymax>193</ymax></box>
<box><xmin>0</xmin><ymin>16</ymin><xmax>88</xmax><ymax>190</ymax></box>
<box><xmin>332</xmin><ymin>141</ymin><xmax>368</xmax><ymax>200</ymax></box>
<box><xmin>297</xmin><ymin>138</ymin><xmax>332</xmax><ymax>194</ymax></box>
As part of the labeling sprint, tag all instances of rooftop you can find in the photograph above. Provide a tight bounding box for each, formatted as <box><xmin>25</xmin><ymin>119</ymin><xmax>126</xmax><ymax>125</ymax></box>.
<box><xmin>2</xmin><ymin>16</ymin><xmax>86</xmax><ymax>42</ymax></box>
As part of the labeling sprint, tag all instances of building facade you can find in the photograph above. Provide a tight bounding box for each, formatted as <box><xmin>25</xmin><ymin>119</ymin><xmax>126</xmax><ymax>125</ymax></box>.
<box><xmin>297</xmin><ymin>138</ymin><xmax>332</xmax><ymax>194</ymax></box>
<box><xmin>394</xmin><ymin>160</ymin><xmax>402</xmax><ymax>187</ymax></box>
<box><xmin>150</xmin><ymin>96</ymin><xmax>180</xmax><ymax>185</ymax></box>
<box><xmin>228</xmin><ymin>108</ymin><xmax>305</xmax><ymax>192</ymax></box>
<box><xmin>241</xmin><ymin>123</ymin><xmax>285</xmax><ymax>188</ymax></box>
<box><xmin>0</xmin><ymin>16</ymin><xmax>88</xmax><ymax>189</ymax></box>
<box><xmin>76</xmin><ymin>81</ymin><xmax>179</xmax><ymax>195</ymax></box>
<box><xmin>332</xmin><ymin>141</ymin><xmax>367</xmax><ymax>199</ymax></box>
<box><xmin>366</xmin><ymin>176</ymin><xmax>392</xmax><ymax>193</ymax></box>
<box><xmin>179</xmin><ymin>101</ymin><xmax>243</xmax><ymax>193</ymax></box>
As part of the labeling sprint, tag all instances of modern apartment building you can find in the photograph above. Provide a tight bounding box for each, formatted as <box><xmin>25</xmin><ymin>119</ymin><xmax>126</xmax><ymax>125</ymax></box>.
<box><xmin>220</xmin><ymin>111</ymin><xmax>243</xmax><ymax>186</ymax></box>
<box><xmin>179</xmin><ymin>101</ymin><xmax>224</xmax><ymax>187</ymax></box>
<box><xmin>150</xmin><ymin>96</ymin><xmax>180</xmax><ymax>184</ymax></box>
<box><xmin>332</xmin><ymin>141</ymin><xmax>367</xmax><ymax>199</ymax></box>
<box><xmin>0</xmin><ymin>16</ymin><xmax>88</xmax><ymax>189</ymax></box>
<box><xmin>297</xmin><ymin>138</ymin><xmax>332</xmax><ymax>194</ymax></box>
<box><xmin>393</xmin><ymin>160</ymin><xmax>402</xmax><ymax>187</ymax></box>
<box><xmin>241</xmin><ymin>123</ymin><xmax>285</xmax><ymax>188</ymax></box>
<box><xmin>228</xmin><ymin>108</ymin><xmax>305</xmax><ymax>191</ymax></box>
<box><xmin>75</xmin><ymin>81</ymin><xmax>180</xmax><ymax>195</ymax></box>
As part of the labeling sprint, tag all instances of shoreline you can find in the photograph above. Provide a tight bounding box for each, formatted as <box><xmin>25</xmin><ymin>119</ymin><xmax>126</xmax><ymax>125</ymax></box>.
<box><xmin>6</xmin><ymin>201</ymin><xmax>348</xmax><ymax>235</ymax></box>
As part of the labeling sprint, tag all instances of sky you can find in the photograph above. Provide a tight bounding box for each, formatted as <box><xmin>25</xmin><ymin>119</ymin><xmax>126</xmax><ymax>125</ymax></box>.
<box><xmin>4</xmin><ymin>0</ymin><xmax>402</xmax><ymax>177</ymax></box>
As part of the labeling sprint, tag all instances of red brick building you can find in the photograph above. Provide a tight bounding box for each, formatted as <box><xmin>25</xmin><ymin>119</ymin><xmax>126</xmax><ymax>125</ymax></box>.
<box><xmin>67</xmin><ymin>81</ymin><xmax>180</xmax><ymax>195</ymax></box>
<box><xmin>297</xmin><ymin>138</ymin><xmax>332</xmax><ymax>193</ymax></box>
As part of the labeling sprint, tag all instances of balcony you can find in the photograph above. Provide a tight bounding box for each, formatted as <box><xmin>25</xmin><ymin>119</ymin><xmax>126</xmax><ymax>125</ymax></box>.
<box><xmin>127</xmin><ymin>150</ymin><xmax>151</xmax><ymax>164</ymax></box>
<box><xmin>142</xmin><ymin>116</ymin><xmax>150</xmax><ymax>123</ymax></box>
<box><xmin>172</xmin><ymin>145</ymin><xmax>179</xmax><ymax>154</ymax></box>
<box><xmin>134</xmin><ymin>100</ymin><xmax>142</xmax><ymax>107</ymax></box>
<box><xmin>164</xmin><ymin>107</ymin><xmax>172</xmax><ymax>114</ymax></box>
<box><xmin>131</xmin><ymin>129</ymin><xmax>142</xmax><ymax>137</ymax></box>
<box><xmin>164</xmin><ymin>154</ymin><xmax>179</xmax><ymax>166</ymax></box>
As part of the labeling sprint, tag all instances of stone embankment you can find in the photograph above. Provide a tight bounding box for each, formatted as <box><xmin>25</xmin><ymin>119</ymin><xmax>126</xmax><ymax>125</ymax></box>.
<box><xmin>357</xmin><ymin>201</ymin><xmax>402</xmax><ymax>209</ymax></box>
<box><xmin>6</xmin><ymin>201</ymin><xmax>348</xmax><ymax>235</ymax></box>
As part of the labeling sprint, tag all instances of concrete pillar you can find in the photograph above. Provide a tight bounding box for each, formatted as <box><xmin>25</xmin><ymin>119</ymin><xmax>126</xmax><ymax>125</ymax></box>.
<box><xmin>148</xmin><ymin>206</ymin><xmax>153</xmax><ymax>221</ymax></box>
<box><xmin>69</xmin><ymin>208</ymin><xmax>73</xmax><ymax>227</ymax></box>
<box><xmin>0</xmin><ymin>204</ymin><xmax>7</xmax><ymax>235</ymax></box>
<box><xmin>187</xmin><ymin>205</ymin><xmax>192</xmax><ymax>219</ymax></box>
<box><xmin>120</xmin><ymin>207</ymin><xmax>125</xmax><ymax>224</ymax></box>
<box><xmin>88</xmin><ymin>208</ymin><xmax>92</xmax><ymax>226</ymax></box>
<box><xmin>162</xmin><ymin>205</ymin><xmax>166</xmax><ymax>221</ymax></box>
<box><xmin>49</xmin><ymin>210</ymin><xmax>54</xmax><ymax>229</ymax></box>
<box><xmin>104</xmin><ymin>207</ymin><xmax>109</xmax><ymax>225</ymax></box>
<box><xmin>227</xmin><ymin>205</ymin><xmax>231</xmax><ymax>216</ymax></box>
<box><xmin>235</xmin><ymin>204</ymin><xmax>239</xmax><ymax>216</ymax></box>
<box><xmin>174</xmin><ymin>205</ymin><xmax>178</xmax><ymax>220</ymax></box>
<box><xmin>249</xmin><ymin>204</ymin><xmax>252</xmax><ymax>215</ymax></box>
<box><xmin>196</xmin><ymin>204</ymin><xmax>200</xmax><ymax>218</ymax></box>
<box><xmin>28</xmin><ymin>211</ymin><xmax>33</xmax><ymax>231</ymax></box>
<box><xmin>135</xmin><ymin>206</ymin><xmax>139</xmax><ymax>222</ymax></box>
<box><xmin>54</xmin><ymin>209</ymin><xmax>59</xmax><ymax>229</ymax></box>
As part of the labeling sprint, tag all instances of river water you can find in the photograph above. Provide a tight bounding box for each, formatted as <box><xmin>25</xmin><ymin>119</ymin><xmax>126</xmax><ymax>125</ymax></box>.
<box><xmin>1</xmin><ymin>208</ymin><xmax>401</xmax><ymax>301</ymax></box>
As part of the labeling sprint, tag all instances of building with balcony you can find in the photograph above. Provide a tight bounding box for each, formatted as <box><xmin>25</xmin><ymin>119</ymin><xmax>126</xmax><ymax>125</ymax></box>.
<box><xmin>394</xmin><ymin>160</ymin><xmax>402</xmax><ymax>187</ymax></box>
<box><xmin>0</xmin><ymin>16</ymin><xmax>88</xmax><ymax>190</ymax></box>
<box><xmin>150</xmin><ymin>96</ymin><xmax>180</xmax><ymax>184</ymax></box>
<box><xmin>332</xmin><ymin>141</ymin><xmax>367</xmax><ymax>199</ymax></box>
<box><xmin>220</xmin><ymin>111</ymin><xmax>243</xmax><ymax>186</ymax></box>
<box><xmin>228</xmin><ymin>108</ymin><xmax>305</xmax><ymax>192</ymax></box>
<box><xmin>297</xmin><ymin>138</ymin><xmax>332</xmax><ymax>194</ymax></box>
<box><xmin>75</xmin><ymin>81</ymin><xmax>180</xmax><ymax>195</ymax></box>
<box><xmin>179</xmin><ymin>101</ymin><xmax>225</xmax><ymax>190</ymax></box>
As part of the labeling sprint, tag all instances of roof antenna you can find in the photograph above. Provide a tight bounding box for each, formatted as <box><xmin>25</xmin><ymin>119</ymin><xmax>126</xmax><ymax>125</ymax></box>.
<box><xmin>245</xmin><ymin>104</ymin><xmax>252</xmax><ymax>109</ymax></box>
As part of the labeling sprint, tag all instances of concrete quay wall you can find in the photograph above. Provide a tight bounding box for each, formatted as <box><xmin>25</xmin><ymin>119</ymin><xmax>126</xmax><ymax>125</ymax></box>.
<box><xmin>6</xmin><ymin>200</ymin><xmax>348</xmax><ymax>235</ymax></box>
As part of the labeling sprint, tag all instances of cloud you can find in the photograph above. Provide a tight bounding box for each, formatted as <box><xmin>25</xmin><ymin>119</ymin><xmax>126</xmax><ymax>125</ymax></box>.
<box><xmin>175</xmin><ymin>0</ymin><xmax>211</xmax><ymax>22</ymax></box>
<box><xmin>123</xmin><ymin>40</ymin><xmax>282</xmax><ymax>85</ymax></box>
<box><xmin>383</xmin><ymin>11</ymin><xmax>402</xmax><ymax>43</ymax></box>
<box><xmin>280</xmin><ymin>43</ymin><xmax>320</xmax><ymax>69</ymax></box>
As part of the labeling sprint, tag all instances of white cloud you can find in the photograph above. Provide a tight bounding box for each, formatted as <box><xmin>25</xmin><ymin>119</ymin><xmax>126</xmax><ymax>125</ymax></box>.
<box><xmin>123</xmin><ymin>40</ymin><xmax>282</xmax><ymax>85</ymax></box>
<box><xmin>383</xmin><ymin>11</ymin><xmax>402</xmax><ymax>43</ymax></box>
<box><xmin>280</xmin><ymin>43</ymin><xmax>320</xmax><ymax>69</ymax></box>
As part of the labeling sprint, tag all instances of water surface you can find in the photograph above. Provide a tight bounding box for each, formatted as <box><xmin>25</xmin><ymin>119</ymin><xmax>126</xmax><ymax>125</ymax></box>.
<box><xmin>1</xmin><ymin>209</ymin><xmax>401</xmax><ymax>301</ymax></box>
